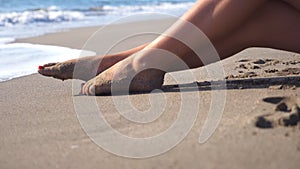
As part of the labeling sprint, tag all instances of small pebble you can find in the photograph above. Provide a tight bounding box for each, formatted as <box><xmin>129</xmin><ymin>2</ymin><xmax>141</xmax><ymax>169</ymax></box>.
<box><xmin>253</xmin><ymin>59</ymin><xmax>266</xmax><ymax>64</ymax></box>
<box><xmin>269</xmin><ymin>85</ymin><xmax>283</xmax><ymax>90</ymax></box>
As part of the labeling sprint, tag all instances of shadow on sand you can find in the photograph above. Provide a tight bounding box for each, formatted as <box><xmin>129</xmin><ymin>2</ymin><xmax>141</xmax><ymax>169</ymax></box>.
<box><xmin>162</xmin><ymin>75</ymin><xmax>300</xmax><ymax>93</ymax></box>
<box><xmin>75</xmin><ymin>76</ymin><xmax>299</xmax><ymax>96</ymax></box>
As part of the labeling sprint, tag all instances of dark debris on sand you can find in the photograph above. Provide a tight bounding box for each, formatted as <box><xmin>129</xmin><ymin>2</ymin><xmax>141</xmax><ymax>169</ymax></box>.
<box><xmin>255</xmin><ymin>97</ymin><xmax>300</xmax><ymax>128</ymax></box>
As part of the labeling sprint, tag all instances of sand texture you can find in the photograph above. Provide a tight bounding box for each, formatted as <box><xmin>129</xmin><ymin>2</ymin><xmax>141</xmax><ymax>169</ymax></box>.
<box><xmin>1</xmin><ymin>19</ymin><xmax>300</xmax><ymax>169</ymax></box>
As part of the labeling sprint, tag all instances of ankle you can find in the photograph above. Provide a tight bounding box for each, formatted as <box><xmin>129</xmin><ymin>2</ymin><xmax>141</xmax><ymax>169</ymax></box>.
<box><xmin>131</xmin><ymin>53</ymin><xmax>165</xmax><ymax>77</ymax></box>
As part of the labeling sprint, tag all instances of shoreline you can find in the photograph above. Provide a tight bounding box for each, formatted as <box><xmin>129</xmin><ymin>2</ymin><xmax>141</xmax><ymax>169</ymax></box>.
<box><xmin>15</xmin><ymin>18</ymin><xmax>177</xmax><ymax>49</ymax></box>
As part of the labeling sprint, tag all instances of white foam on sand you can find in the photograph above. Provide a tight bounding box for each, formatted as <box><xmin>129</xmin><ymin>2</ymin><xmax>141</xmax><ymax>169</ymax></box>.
<box><xmin>0</xmin><ymin>43</ymin><xmax>95</xmax><ymax>82</ymax></box>
<box><xmin>0</xmin><ymin>37</ymin><xmax>15</xmax><ymax>44</ymax></box>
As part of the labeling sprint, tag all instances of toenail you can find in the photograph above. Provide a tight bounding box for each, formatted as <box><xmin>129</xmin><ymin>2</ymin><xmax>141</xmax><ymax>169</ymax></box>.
<box><xmin>38</xmin><ymin>65</ymin><xmax>44</xmax><ymax>70</ymax></box>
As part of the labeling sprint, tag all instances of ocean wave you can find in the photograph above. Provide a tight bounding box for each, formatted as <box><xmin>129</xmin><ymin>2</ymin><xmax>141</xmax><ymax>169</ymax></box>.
<box><xmin>0</xmin><ymin>6</ymin><xmax>84</xmax><ymax>26</ymax></box>
<box><xmin>101</xmin><ymin>2</ymin><xmax>194</xmax><ymax>15</ymax></box>
<box><xmin>0</xmin><ymin>2</ymin><xmax>194</xmax><ymax>26</ymax></box>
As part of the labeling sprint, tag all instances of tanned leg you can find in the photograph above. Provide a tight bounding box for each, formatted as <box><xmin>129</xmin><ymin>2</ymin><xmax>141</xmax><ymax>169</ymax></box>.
<box><xmin>82</xmin><ymin>0</ymin><xmax>300</xmax><ymax>95</ymax></box>
<box><xmin>78</xmin><ymin>0</ymin><xmax>256</xmax><ymax>94</ymax></box>
<box><xmin>81</xmin><ymin>0</ymin><xmax>300</xmax><ymax>95</ymax></box>
<box><xmin>215</xmin><ymin>0</ymin><xmax>300</xmax><ymax>58</ymax></box>
<box><xmin>40</xmin><ymin>0</ymin><xmax>269</xmax><ymax>82</ymax></box>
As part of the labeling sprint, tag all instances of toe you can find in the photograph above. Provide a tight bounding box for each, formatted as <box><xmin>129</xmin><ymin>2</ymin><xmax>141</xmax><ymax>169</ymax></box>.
<box><xmin>38</xmin><ymin>62</ymin><xmax>75</xmax><ymax>80</ymax></box>
<box><xmin>88</xmin><ymin>85</ymin><xmax>96</xmax><ymax>96</ymax></box>
<box><xmin>38</xmin><ymin>62</ymin><xmax>58</xmax><ymax>74</ymax></box>
<box><xmin>81</xmin><ymin>83</ymin><xmax>87</xmax><ymax>95</ymax></box>
<box><xmin>80</xmin><ymin>83</ymin><xmax>85</xmax><ymax>95</ymax></box>
<box><xmin>81</xmin><ymin>80</ymin><xmax>97</xmax><ymax>96</ymax></box>
<box><xmin>43</xmin><ymin>63</ymin><xmax>58</xmax><ymax>67</ymax></box>
<box><xmin>81</xmin><ymin>82</ymin><xmax>91</xmax><ymax>95</ymax></box>
<box><xmin>38</xmin><ymin>64</ymin><xmax>58</xmax><ymax>77</ymax></box>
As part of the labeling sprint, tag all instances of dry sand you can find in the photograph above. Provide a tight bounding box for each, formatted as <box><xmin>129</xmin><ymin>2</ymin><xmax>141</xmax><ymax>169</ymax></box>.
<box><xmin>1</xmin><ymin>19</ymin><xmax>300</xmax><ymax>169</ymax></box>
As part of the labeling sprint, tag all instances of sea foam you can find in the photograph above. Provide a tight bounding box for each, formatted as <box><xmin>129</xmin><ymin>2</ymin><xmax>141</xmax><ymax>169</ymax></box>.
<box><xmin>0</xmin><ymin>43</ymin><xmax>95</xmax><ymax>82</ymax></box>
<box><xmin>0</xmin><ymin>6</ymin><xmax>84</xmax><ymax>26</ymax></box>
<box><xmin>0</xmin><ymin>38</ymin><xmax>15</xmax><ymax>44</ymax></box>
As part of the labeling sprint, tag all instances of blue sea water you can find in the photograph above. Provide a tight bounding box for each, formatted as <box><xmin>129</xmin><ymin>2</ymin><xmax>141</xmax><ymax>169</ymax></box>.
<box><xmin>0</xmin><ymin>0</ymin><xmax>196</xmax><ymax>81</ymax></box>
<box><xmin>0</xmin><ymin>0</ymin><xmax>196</xmax><ymax>39</ymax></box>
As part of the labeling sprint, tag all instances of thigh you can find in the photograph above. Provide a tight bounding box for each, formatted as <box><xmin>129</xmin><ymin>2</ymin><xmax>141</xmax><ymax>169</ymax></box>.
<box><xmin>218</xmin><ymin>0</ymin><xmax>300</xmax><ymax>55</ymax></box>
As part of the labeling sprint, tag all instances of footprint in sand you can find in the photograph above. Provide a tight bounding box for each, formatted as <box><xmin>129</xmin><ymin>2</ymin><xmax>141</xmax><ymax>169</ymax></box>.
<box><xmin>233</xmin><ymin>58</ymin><xmax>300</xmax><ymax>79</ymax></box>
<box><xmin>233</xmin><ymin>58</ymin><xmax>278</xmax><ymax>77</ymax></box>
<box><xmin>255</xmin><ymin>96</ymin><xmax>300</xmax><ymax>128</ymax></box>
<box><xmin>225</xmin><ymin>71</ymin><xmax>258</xmax><ymax>79</ymax></box>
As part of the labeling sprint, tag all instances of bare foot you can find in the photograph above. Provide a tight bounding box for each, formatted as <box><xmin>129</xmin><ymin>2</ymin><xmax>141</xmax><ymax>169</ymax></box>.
<box><xmin>38</xmin><ymin>45</ymin><xmax>148</xmax><ymax>81</ymax></box>
<box><xmin>81</xmin><ymin>56</ymin><xmax>165</xmax><ymax>95</ymax></box>
<box><xmin>38</xmin><ymin>55</ymin><xmax>122</xmax><ymax>81</ymax></box>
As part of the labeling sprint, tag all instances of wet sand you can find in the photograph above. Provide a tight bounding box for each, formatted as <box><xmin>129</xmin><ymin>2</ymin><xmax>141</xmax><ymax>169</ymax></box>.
<box><xmin>1</xmin><ymin>19</ymin><xmax>300</xmax><ymax>169</ymax></box>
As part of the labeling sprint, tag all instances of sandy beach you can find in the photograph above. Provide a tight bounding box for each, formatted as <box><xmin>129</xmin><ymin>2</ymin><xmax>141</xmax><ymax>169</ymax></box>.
<box><xmin>1</xmin><ymin>19</ymin><xmax>300</xmax><ymax>169</ymax></box>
